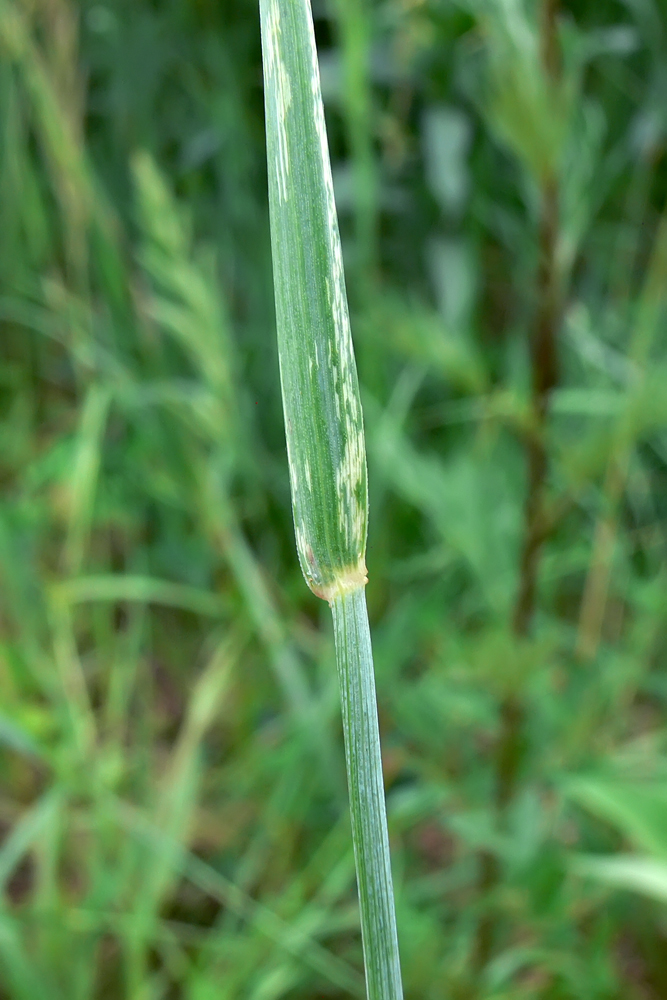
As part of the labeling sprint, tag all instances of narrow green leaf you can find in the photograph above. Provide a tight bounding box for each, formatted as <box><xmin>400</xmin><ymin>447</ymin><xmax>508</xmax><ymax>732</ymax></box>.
<box><xmin>260</xmin><ymin>0</ymin><xmax>367</xmax><ymax>601</ymax></box>
<box><xmin>573</xmin><ymin>854</ymin><xmax>667</xmax><ymax>905</ymax></box>
<box><xmin>56</xmin><ymin>575</ymin><xmax>228</xmax><ymax>618</ymax></box>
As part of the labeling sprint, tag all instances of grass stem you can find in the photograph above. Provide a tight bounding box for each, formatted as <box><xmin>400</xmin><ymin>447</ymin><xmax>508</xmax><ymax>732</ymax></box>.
<box><xmin>259</xmin><ymin>0</ymin><xmax>405</xmax><ymax>992</ymax></box>
<box><xmin>331</xmin><ymin>586</ymin><xmax>403</xmax><ymax>1000</ymax></box>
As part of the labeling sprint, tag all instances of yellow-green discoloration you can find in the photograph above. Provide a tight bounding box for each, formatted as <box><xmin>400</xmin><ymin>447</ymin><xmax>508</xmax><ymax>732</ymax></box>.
<box><xmin>263</xmin><ymin>0</ymin><xmax>292</xmax><ymax>204</ymax></box>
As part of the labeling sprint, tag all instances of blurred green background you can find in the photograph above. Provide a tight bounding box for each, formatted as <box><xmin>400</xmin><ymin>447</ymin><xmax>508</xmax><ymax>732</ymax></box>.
<box><xmin>2</xmin><ymin>0</ymin><xmax>667</xmax><ymax>996</ymax></box>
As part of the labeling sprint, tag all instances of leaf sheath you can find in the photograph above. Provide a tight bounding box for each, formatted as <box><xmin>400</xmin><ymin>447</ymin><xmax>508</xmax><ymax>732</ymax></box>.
<box><xmin>332</xmin><ymin>587</ymin><xmax>403</xmax><ymax>1000</ymax></box>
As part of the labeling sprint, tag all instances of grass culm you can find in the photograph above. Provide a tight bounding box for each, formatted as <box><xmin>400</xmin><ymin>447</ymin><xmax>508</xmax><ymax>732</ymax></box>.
<box><xmin>260</xmin><ymin>0</ymin><xmax>404</xmax><ymax>995</ymax></box>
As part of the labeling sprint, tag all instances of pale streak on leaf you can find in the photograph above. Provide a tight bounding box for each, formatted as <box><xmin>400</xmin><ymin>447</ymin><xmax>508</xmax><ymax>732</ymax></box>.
<box><xmin>263</xmin><ymin>0</ymin><xmax>292</xmax><ymax>204</ymax></box>
<box><xmin>304</xmin><ymin>10</ymin><xmax>366</xmax><ymax>560</ymax></box>
<box><xmin>261</xmin><ymin>0</ymin><xmax>368</xmax><ymax>600</ymax></box>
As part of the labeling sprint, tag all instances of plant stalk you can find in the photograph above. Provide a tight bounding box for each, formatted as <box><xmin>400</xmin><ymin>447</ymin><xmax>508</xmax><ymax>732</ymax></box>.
<box><xmin>259</xmin><ymin>0</ymin><xmax>404</xmax><ymax>992</ymax></box>
<box><xmin>331</xmin><ymin>586</ymin><xmax>403</xmax><ymax>1000</ymax></box>
<box><xmin>475</xmin><ymin>0</ymin><xmax>562</xmax><ymax>972</ymax></box>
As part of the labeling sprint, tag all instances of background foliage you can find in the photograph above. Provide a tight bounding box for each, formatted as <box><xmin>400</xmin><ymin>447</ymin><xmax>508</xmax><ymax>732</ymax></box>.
<box><xmin>1</xmin><ymin>0</ymin><xmax>667</xmax><ymax>997</ymax></box>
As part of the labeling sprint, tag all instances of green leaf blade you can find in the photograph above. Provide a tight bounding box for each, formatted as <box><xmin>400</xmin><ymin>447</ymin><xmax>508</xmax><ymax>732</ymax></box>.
<box><xmin>260</xmin><ymin>0</ymin><xmax>368</xmax><ymax>601</ymax></box>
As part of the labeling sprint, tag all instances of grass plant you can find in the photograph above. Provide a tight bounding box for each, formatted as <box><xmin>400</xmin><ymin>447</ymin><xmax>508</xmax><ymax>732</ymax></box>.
<box><xmin>260</xmin><ymin>0</ymin><xmax>402</xmax><ymax>994</ymax></box>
